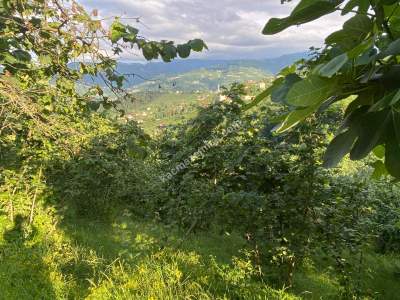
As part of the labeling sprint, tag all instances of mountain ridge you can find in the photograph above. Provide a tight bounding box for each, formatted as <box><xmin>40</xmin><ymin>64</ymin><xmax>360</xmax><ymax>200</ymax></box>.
<box><xmin>118</xmin><ymin>52</ymin><xmax>306</xmax><ymax>87</ymax></box>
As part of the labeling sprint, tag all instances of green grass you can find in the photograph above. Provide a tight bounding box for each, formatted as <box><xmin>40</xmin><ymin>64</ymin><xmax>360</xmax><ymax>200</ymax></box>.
<box><xmin>0</xmin><ymin>208</ymin><xmax>399</xmax><ymax>299</ymax></box>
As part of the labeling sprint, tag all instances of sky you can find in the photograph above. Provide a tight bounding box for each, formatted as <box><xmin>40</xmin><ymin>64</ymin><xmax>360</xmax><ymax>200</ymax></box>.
<box><xmin>80</xmin><ymin>0</ymin><xmax>350</xmax><ymax>61</ymax></box>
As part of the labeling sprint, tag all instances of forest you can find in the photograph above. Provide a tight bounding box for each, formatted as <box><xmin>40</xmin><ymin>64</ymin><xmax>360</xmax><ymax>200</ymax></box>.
<box><xmin>1</xmin><ymin>0</ymin><xmax>400</xmax><ymax>299</ymax></box>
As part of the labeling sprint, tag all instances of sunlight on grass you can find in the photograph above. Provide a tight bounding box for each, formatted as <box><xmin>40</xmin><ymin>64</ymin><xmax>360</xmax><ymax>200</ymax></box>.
<box><xmin>1</xmin><ymin>212</ymin><xmax>399</xmax><ymax>299</ymax></box>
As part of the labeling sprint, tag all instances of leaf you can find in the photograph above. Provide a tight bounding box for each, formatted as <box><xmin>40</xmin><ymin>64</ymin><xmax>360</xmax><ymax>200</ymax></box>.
<box><xmin>385</xmin><ymin>138</ymin><xmax>400</xmax><ymax>178</ymax></box>
<box><xmin>350</xmin><ymin>109</ymin><xmax>391</xmax><ymax>160</ymax></box>
<box><xmin>392</xmin><ymin>109</ymin><xmax>400</xmax><ymax>144</ymax></box>
<box><xmin>287</xmin><ymin>76</ymin><xmax>337</xmax><ymax>107</ymax></box>
<box><xmin>369</xmin><ymin>90</ymin><xmax>399</xmax><ymax>112</ymax></box>
<box><xmin>12</xmin><ymin>50</ymin><xmax>31</xmax><ymax>62</ymax></box>
<box><xmin>263</xmin><ymin>0</ymin><xmax>343</xmax><ymax>35</ymax></box>
<box><xmin>347</xmin><ymin>37</ymin><xmax>374</xmax><ymax>59</ymax></box>
<box><xmin>142</xmin><ymin>44</ymin><xmax>155</xmax><ymax>60</ymax></box>
<box><xmin>103</xmin><ymin>102</ymin><xmax>113</xmax><ymax>110</ymax></box>
<box><xmin>341</xmin><ymin>0</ymin><xmax>360</xmax><ymax>14</ymax></box>
<box><xmin>88</xmin><ymin>101</ymin><xmax>100</xmax><ymax>111</ymax></box>
<box><xmin>189</xmin><ymin>39</ymin><xmax>207</xmax><ymax>52</ymax></box>
<box><xmin>126</xmin><ymin>25</ymin><xmax>139</xmax><ymax>35</ymax></box>
<box><xmin>373</xmin><ymin>145</ymin><xmax>385</xmax><ymax>159</ymax></box>
<box><xmin>323</xmin><ymin>129</ymin><xmax>358</xmax><ymax>168</ymax></box>
<box><xmin>380</xmin><ymin>0</ymin><xmax>399</xmax><ymax>5</ymax></box>
<box><xmin>319</xmin><ymin>53</ymin><xmax>348</xmax><ymax>78</ymax></box>
<box><xmin>341</xmin><ymin>0</ymin><xmax>370</xmax><ymax>15</ymax></box>
<box><xmin>271</xmin><ymin>74</ymin><xmax>302</xmax><ymax>103</ymax></box>
<box><xmin>326</xmin><ymin>15</ymin><xmax>372</xmax><ymax>50</ymax></box>
<box><xmin>371</xmin><ymin>160</ymin><xmax>389</xmax><ymax>179</ymax></box>
<box><xmin>177</xmin><ymin>44</ymin><xmax>191</xmax><ymax>58</ymax></box>
<box><xmin>262</xmin><ymin>18</ymin><xmax>292</xmax><ymax>35</ymax></box>
<box><xmin>377</xmin><ymin>38</ymin><xmax>400</xmax><ymax>59</ymax></box>
<box><xmin>273</xmin><ymin>105</ymin><xmax>318</xmax><ymax>134</ymax></box>
<box><xmin>110</xmin><ymin>20</ymin><xmax>126</xmax><ymax>43</ymax></box>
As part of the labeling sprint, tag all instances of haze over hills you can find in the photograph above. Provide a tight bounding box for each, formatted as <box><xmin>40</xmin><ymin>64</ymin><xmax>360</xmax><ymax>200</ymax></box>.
<box><xmin>81</xmin><ymin>52</ymin><xmax>306</xmax><ymax>89</ymax></box>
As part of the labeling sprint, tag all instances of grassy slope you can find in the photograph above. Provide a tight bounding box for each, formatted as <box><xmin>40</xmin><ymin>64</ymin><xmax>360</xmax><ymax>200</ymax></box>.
<box><xmin>0</xmin><ymin>208</ymin><xmax>399</xmax><ymax>300</ymax></box>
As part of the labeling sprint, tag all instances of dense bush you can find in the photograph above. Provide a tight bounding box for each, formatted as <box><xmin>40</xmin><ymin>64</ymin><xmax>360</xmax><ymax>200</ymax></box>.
<box><xmin>153</xmin><ymin>85</ymin><xmax>400</xmax><ymax>292</ymax></box>
<box><xmin>45</xmin><ymin>121</ymin><xmax>156</xmax><ymax>219</ymax></box>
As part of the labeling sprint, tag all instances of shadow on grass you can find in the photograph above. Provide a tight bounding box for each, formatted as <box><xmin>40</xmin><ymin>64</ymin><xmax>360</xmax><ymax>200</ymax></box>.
<box><xmin>0</xmin><ymin>215</ymin><xmax>56</xmax><ymax>300</ymax></box>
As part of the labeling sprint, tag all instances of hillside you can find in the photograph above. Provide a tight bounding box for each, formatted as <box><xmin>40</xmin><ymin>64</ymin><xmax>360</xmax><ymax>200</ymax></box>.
<box><xmin>79</xmin><ymin>52</ymin><xmax>305</xmax><ymax>88</ymax></box>
<box><xmin>131</xmin><ymin>66</ymin><xmax>271</xmax><ymax>93</ymax></box>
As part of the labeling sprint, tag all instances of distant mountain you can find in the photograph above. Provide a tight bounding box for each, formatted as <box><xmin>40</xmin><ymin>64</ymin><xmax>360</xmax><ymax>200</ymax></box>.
<box><xmin>81</xmin><ymin>52</ymin><xmax>307</xmax><ymax>88</ymax></box>
<box><xmin>131</xmin><ymin>66</ymin><xmax>271</xmax><ymax>93</ymax></box>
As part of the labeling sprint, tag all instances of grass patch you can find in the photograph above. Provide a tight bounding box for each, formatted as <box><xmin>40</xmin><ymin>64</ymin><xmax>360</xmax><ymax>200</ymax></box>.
<box><xmin>0</xmin><ymin>209</ymin><xmax>399</xmax><ymax>299</ymax></box>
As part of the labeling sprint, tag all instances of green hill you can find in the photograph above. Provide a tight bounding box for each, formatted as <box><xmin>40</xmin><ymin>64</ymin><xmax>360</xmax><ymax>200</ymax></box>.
<box><xmin>131</xmin><ymin>66</ymin><xmax>271</xmax><ymax>93</ymax></box>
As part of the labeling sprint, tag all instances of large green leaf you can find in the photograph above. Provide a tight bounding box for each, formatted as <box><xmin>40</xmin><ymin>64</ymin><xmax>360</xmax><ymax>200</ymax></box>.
<box><xmin>377</xmin><ymin>38</ymin><xmax>400</xmax><ymax>59</ymax></box>
<box><xmin>350</xmin><ymin>109</ymin><xmax>391</xmax><ymax>160</ymax></box>
<box><xmin>271</xmin><ymin>74</ymin><xmax>302</xmax><ymax>103</ymax></box>
<box><xmin>341</xmin><ymin>0</ymin><xmax>370</xmax><ymax>15</ymax></box>
<box><xmin>319</xmin><ymin>53</ymin><xmax>348</xmax><ymax>78</ymax></box>
<box><xmin>273</xmin><ymin>105</ymin><xmax>318</xmax><ymax>134</ymax></box>
<box><xmin>263</xmin><ymin>0</ymin><xmax>343</xmax><ymax>35</ymax></box>
<box><xmin>287</xmin><ymin>76</ymin><xmax>337</xmax><ymax>107</ymax></box>
<box><xmin>326</xmin><ymin>15</ymin><xmax>372</xmax><ymax>50</ymax></box>
<box><xmin>323</xmin><ymin>129</ymin><xmax>358</xmax><ymax>168</ymax></box>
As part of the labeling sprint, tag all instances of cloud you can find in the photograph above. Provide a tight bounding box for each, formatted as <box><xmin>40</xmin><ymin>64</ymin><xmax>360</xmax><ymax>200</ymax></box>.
<box><xmin>80</xmin><ymin>0</ymin><xmax>349</xmax><ymax>60</ymax></box>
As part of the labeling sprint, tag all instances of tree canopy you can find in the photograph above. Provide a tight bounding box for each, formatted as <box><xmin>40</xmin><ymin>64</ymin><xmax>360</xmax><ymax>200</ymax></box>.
<box><xmin>0</xmin><ymin>0</ymin><xmax>206</xmax><ymax>153</ymax></box>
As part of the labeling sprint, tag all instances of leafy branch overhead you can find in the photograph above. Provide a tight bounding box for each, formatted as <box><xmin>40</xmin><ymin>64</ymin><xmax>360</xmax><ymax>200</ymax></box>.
<box><xmin>110</xmin><ymin>19</ymin><xmax>207</xmax><ymax>62</ymax></box>
<box><xmin>0</xmin><ymin>0</ymin><xmax>206</xmax><ymax>148</ymax></box>
<box><xmin>249</xmin><ymin>0</ymin><xmax>400</xmax><ymax>179</ymax></box>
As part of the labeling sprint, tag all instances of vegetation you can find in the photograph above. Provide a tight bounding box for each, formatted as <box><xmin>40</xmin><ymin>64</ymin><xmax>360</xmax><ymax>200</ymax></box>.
<box><xmin>255</xmin><ymin>0</ymin><xmax>400</xmax><ymax>179</ymax></box>
<box><xmin>131</xmin><ymin>67</ymin><xmax>272</xmax><ymax>93</ymax></box>
<box><xmin>1</xmin><ymin>0</ymin><xmax>400</xmax><ymax>299</ymax></box>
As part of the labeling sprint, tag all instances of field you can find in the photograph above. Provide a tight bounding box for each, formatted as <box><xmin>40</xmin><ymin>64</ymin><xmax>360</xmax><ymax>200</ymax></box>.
<box><xmin>1</xmin><ymin>211</ymin><xmax>399</xmax><ymax>299</ymax></box>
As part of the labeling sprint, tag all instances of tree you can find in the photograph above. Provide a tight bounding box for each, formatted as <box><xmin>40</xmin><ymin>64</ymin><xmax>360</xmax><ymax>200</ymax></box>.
<box><xmin>0</xmin><ymin>0</ymin><xmax>207</xmax><ymax>139</ymax></box>
<box><xmin>0</xmin><ymin>0</ymin><xmax>206</xmax><ymax>221</ymax></box>
<box><xmin>249</xmin><ymin>0</ymin><xmax>400</xmax><ymax>179</ymax></box>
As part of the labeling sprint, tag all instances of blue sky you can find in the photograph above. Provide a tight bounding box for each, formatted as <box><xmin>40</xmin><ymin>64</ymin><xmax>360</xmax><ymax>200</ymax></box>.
<box><xmin>80</xmin><ymin>0</ymin><xmax>349</xmax><ymax>60</ymax></box>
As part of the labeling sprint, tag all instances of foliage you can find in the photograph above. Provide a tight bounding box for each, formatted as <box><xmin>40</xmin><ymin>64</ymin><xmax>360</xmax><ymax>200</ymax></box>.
<box><xmin>153</xmin><ymin>84</ymin><xmax>400</xmax><ymax>295</ymax></box>
<box><xmin>1</xmin><ymin>0</ymin><xmax>400</xmax><ymax>298</ymax></box>
<box><xmin>0</xmin><ymin>0</ymin><xmax>205</xmax><ymax>219</ymax></box>
<box><xmin>250</xmin><ymin>0</ymin><xmax>400</xmax><ymax>178</ymax></box>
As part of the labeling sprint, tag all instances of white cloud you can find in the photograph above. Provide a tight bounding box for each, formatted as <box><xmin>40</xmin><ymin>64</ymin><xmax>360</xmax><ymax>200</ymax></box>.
<box><xmin>80</xmin><ymin>0</ymin><xmax>349</xmax><ymax>60</ymax></box>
